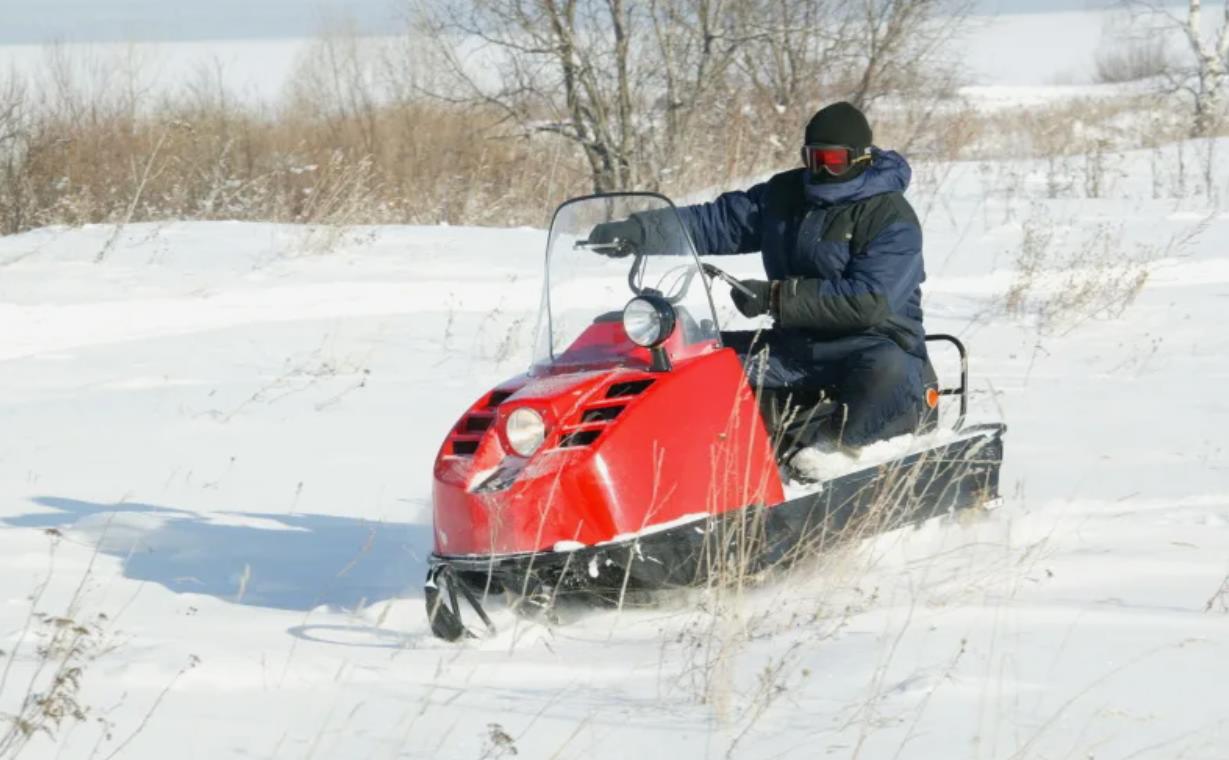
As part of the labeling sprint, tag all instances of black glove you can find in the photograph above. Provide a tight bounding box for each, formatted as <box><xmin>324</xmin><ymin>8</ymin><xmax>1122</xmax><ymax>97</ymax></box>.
<box><xmin>730</xmin><ymin>279</ymin><xmax>774</xmax><ymax>318</ymax></box>
<box><xmin>588</xmin><ymin>218</ymin><xmax>644</xmax><ymax>257</ymax></box>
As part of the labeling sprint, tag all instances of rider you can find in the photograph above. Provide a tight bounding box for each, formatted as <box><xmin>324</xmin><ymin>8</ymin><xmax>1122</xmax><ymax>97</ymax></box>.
<box><xmin>589</xmin><ymin>101</ymin><xmax>930</xmax><ymax>452</ymax></box>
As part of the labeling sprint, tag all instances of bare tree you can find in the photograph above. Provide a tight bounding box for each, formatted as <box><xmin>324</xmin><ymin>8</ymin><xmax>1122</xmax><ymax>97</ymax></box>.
<box><xmin>412</xmin><ymin>0</ymin><xmax>970</xmax><ymax>193</ymax></box>
<box><xmin>413</xmin><ymin>0</ymin><xmax>632</xmax><ymax>192</ymax></box>
<box><xmin>846</xmin><ymin>0</ymin><xmax>969</xmax><ymax>110</ymax></box>
<box><xmin>733</xmin><ymin>0</ymin><xmax>970</xmax><ymax>154</ymax></box>
<box><xmin>1184</xmin><ymin>0</ymin><xmax>1229</xmax><ymax>135</ymax></box>
<box><xmin>1125</xmin><ymin>0</ymin><xmax>1229</xmax><ymax>136</ymax></box>
<box><xmin>645</xmin><ymin>0</ymin><xmax>751</xmax><ymax>181</ymax></box>
<box><xmin>733</xmin><ymin>0</ymin><xmax>856</xmax><ymax>145</ymax></box>
<box><xmin>412</xmin><ymin>0</ymin><xmax>752</xmax><ymax>192</ymax></box>
<box><xmin>285</xmin><ymin>19</ymin><xmax>384</xmax><ymax>156</ymax></box>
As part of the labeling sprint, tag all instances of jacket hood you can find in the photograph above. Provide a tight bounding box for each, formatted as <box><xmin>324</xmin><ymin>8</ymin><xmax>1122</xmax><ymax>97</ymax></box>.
<box><xmin>801</xmin><ymin>148</ymin><xmax>911</xmax><ymax>207</ymax></box>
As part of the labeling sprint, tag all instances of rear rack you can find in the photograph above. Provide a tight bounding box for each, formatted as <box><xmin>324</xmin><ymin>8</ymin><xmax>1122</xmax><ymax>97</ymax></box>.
<box><xmin>924</xmin><ymin>333</ymin><xmax>968</xmax><ymax>429</ymax></box>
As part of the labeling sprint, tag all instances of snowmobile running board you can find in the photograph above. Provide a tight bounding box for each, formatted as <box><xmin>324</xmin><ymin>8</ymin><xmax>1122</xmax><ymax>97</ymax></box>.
<box><xmin>425</xmin><ymin>423</ymin><xmax>1005</xmax><ymax>641</ymax></box>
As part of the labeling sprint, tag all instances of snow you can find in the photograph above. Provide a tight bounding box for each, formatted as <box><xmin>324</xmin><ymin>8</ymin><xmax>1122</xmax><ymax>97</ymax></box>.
<box><xmin>785</xmin><ymin>428</ymin><xmax>980</xmax><ymax>499</ymax></box>
<box><xmin>4</xmin><ymin>21</ymin><xmax>1229</xmax><ymax>760</ymax></box>
<box><xmin>3</xmin><ymin>140</ymin><xmax>1228</xmax><ymax>758</ymax></box>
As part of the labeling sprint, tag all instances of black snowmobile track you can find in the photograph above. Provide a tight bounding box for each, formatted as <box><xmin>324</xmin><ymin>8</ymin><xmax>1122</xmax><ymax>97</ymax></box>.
<box><xmin>426</xmin><ymin>423</ymin><xmax>1005</xmax><ymax>640</ymax></box>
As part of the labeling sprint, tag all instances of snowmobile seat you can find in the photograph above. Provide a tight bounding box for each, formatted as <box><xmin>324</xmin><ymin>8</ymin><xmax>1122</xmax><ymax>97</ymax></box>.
<box><xmin>758</xmin><ymin>352</ymin><xmax>941</xmax><ymax>460</ymax></box>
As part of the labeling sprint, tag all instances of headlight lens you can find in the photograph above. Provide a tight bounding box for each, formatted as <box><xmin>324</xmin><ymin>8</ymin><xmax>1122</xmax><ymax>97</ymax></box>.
<box><xmin>506</xmin><ymin>407</ymin><xmax>546</xmax><ymax>456</ymax></box>
<box><xmin>623</xmin><ymin>296</ymin><xmax>676</xmax><ymax>348</ymax></box>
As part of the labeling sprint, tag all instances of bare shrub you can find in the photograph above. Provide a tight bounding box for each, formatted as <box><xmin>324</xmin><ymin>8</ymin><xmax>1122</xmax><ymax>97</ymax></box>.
<box><xmin>1003</xmin><ymin>205</ymin><xmax>1206</xmax><ymax>335</ymax></box>
<box><xmin>0</xmin><ymin>612</ymin><xmax>109</xmax><ymax>758</ymax></box>
<box><xmin>0</xmin><ymin>68</ymin><xmax>31</xmax><ymax>235</ymax></box>
<box><xmin>0</xmin><ymin>531</ymin><xmax>111</xmax><ymax>759</ymax></box>
<box><xmin>1</xmin><ymin>529</ymin><xmax>203</xmax><ymax>760</ymax></box>
<box><xmin>1095</xmin><ymin>36</ymin><xmax>1175</xmax><ymax>83</ymax></box>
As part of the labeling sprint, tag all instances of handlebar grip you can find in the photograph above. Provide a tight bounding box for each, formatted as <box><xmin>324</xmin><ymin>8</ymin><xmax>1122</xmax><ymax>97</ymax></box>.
<box><xmin>702</xmin><ymin>263</ymin><xmax>758</xmax><ymax>298</ymax></box>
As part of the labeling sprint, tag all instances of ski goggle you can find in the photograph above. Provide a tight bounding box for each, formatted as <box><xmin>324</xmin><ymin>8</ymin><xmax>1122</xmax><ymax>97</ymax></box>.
<box><xmin>801</xmin><ymin>144</ymin><xmax>871</xmax><ymax>176</ymax></box>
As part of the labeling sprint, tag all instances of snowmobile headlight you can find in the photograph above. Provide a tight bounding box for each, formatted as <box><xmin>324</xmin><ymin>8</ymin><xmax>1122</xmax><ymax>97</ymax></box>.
<box><xmin>622</xmin><ymin>295</ymin><xmax>677</xmax><ymax>348</ymax></box>
<box><xmin>505</xmin><ymin>407</ymin><xmax>546</xmax><ymax>457</ymax></box>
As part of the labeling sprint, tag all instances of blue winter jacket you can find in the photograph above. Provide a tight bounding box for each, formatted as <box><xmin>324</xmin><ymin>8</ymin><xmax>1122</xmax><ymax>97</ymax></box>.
<box><xmin>672</xmin><ymin>149</ymin><xmax>926</xmax><ymax>360</ymax></box>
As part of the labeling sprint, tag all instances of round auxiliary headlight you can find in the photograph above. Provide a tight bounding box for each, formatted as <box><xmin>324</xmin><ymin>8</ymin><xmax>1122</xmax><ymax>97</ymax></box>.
<box><xmin>506</xmin><ymin>407</ymin><xmax>546</xmax><ymax>457</ymax></box>
<box><xmin>622</xmin><ymin>296</ymin><xmax>676</xmax><ymax>348</ymax></box>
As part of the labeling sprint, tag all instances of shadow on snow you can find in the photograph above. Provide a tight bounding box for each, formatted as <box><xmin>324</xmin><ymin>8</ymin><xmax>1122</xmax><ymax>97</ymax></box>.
<box><xmin>5</xmin><ymin>496</ymin><xmax>433</xmax><ymax>612</ymax></box>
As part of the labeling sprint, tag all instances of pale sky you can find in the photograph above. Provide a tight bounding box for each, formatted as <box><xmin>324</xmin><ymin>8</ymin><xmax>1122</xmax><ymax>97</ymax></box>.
<box><xmin>0</xmin><ymin>0</ymin><xmax>1119</xmax><ymax>45</ymax></box>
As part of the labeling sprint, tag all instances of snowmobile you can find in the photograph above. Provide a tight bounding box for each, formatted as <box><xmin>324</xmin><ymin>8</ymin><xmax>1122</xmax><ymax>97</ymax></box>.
<box><xmin>426</xmin><ymin>192</ymin><xmax>1005</xmax><ymax>641</ymax></box>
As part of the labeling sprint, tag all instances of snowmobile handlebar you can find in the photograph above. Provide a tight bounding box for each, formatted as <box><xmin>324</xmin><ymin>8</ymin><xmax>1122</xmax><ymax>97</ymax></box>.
<box><xmin>574</xmin><ymin>239</ymin><xmax>708</xmax><ymax>306</ymax></box>
<box><xmin>700</xmin><ymin>263</ymin><xmax>759</xmax><ymax>299</ymax></box>
<box><xmin>574</xmin><ymin>238</ymin><xmax>636</xmax><ymax>257</ymax></box>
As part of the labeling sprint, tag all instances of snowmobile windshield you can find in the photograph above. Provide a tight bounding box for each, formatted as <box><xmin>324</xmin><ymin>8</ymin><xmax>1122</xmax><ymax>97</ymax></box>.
<box><xmin>533</xmin><ymin>193</ymin><xmax>721</xmax><ymax>372</ymax></box>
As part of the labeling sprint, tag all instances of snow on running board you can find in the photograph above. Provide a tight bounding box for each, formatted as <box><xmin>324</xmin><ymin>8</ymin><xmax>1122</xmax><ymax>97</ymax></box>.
<box><xmin>784</xmin><ymin>428</ymin><xmax>977</xmax><ymax>500</ymax></box>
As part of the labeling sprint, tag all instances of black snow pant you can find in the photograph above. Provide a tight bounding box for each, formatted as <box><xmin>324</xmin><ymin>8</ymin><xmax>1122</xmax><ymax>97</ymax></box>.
<box><xmin>722</xmin><ymin>330</ymin><xmax>929</xmax><ymax>453</ymax></box>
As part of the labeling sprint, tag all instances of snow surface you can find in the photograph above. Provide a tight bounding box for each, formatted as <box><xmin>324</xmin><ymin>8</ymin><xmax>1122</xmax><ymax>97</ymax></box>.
<box><xmin>4</xmin><ymin>111</ymin><xmax>1229</xmax><ymax>760</ymax></box>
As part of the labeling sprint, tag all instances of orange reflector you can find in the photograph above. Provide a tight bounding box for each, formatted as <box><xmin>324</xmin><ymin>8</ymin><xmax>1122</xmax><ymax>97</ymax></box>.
<box><xmin>925</xmin><ymin>388</ymin><xmax>940</xmax><ymax>409</ymax></box>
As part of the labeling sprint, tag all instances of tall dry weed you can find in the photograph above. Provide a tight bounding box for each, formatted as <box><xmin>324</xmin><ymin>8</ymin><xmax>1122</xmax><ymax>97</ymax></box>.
<box><xmin>1003</xmin><ymin>204</ymin><xmax>1208</xmax><ymax>336</ymax></box>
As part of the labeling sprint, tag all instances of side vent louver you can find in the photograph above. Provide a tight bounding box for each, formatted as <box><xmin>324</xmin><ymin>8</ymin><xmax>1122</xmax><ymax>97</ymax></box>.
<box><xmin>552</xmin><ymin>377</ymin><xmax>652</xmax><ymax>449</ymax></box>
<box><xmin>580</xmin><ymin>406</ymin><xmax>624</xmax><ymax>424</ymax></box>
<box><xmin>559</xmin><ymin>430</ymin><xmax>601</xmax><ymax>447</ymax></box>
<box><xmin>462</xmin><ymin>415</ymin><xmax>493</xmax><ymax>433</ymax></box>
<box><xmin>606</xmin><ymin>379</ymin><xmax>654</xmax><ymax>398</ymax></box>
<box><xmin>448</xmin><ymin>390</ymin><xmax>515</xmax><ymax>457</ymax></box>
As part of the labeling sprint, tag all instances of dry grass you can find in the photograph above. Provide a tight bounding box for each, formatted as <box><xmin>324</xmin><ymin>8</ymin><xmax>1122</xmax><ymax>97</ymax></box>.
<box><xmin>0</xmin><ymin>87</ymin><xmax>588</xmax><ymax>237</ymax></box>
<box><xmin>1003</xmin><ymin>203</ymin><xmax>1208</xmax><ymax>336</ymax></box>
<box><xmin>650</xmin><ymin>368</ymin><xmax>1001</xmax><ymax>713</ymax></box>
<box><xmin>4</xmin><ymin>32</ymin><xmax>1222</xmax><ymax>244</ymax></box>
<box><xmin>0</xmin><ymin>40</ymin><xmax>602</xmax><ymax>238</ymax></box>
<box><xmin>0</xmin><ymin>527</ymin><xmax>200</xmax><ymax>760</ymax></box>
<box><xmin>1206</xmin><ymin>572</ymin><xmax>1229</xmax><ymax>613</ymax></box>
<box><xmin>0</xmin><ymin>530</ymin><xmax>110</xmax><ymax>759</ymax></box>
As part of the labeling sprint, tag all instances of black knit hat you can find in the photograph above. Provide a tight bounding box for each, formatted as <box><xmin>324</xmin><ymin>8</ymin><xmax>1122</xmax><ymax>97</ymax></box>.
<box><xmin>804</xmin><ymin>101</ymin><xmax>872</xmax><ymax>150</ymax></box>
